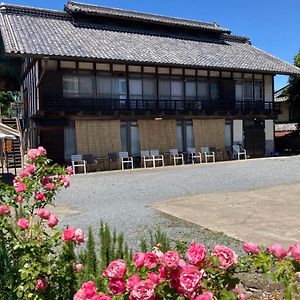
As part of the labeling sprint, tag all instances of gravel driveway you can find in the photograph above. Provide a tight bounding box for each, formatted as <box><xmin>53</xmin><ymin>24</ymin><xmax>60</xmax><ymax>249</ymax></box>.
<box><xmin>55</xmin><ymin>156</ymin><xmax>300</xmax><ymax>253</ymax></box>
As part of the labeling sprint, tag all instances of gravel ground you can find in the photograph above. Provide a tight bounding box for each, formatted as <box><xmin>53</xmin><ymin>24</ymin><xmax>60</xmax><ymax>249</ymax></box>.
<box><xmin>56</xmin><ymin>155</ymin><xmax>300</xmax><ymax>253</ymax></box>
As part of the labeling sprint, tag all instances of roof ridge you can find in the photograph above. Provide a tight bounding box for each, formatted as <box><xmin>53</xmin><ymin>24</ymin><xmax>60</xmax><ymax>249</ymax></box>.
<box><xmin>67</xmin><ymin>1</ymin><xmax>230</xmax><ymax>33</ymax></box>
<box><xmin>0</xmin><ymin>2</ymin><xmax>67</xmax><ymax>18</ymax></box>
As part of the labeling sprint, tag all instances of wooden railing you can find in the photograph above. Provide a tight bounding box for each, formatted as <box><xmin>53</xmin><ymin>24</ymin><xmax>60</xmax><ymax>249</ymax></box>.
<box><xmin>43</xmin><ymin>98</ymin><xmax>280</xmax><ymax>115</ymax></box>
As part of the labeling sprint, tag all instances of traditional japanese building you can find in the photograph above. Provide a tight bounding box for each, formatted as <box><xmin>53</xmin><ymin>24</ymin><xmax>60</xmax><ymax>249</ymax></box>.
<box><xmin>0</xmin><ymin>1</ymin><xmax>299</xmax><ymax>165</ymax></box>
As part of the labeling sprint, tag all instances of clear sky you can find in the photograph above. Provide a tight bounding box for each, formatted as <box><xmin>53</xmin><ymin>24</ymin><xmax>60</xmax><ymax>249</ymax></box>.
<box><xmin>5</xmin><ymin>0</ymin><xmax>300</xmax><ymax>91</ymax></box>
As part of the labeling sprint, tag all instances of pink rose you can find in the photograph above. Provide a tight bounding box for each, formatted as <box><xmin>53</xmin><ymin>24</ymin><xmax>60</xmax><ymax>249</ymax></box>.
<box><xmin>179</xmin><ymin>265</ymin><xmax>203</xmax><ymax>294</ymax></box>
<box><xmin>19</xmin><ymin>171</ymin><xmax>29</xmax><ymax>177</ymax></box>
<box><xmin>35</xmin><ymin>192</ymin><xmax>46</xmax><ymax>201</ymax></box>
<box><xmin>147</xmin><ymin>272</ymin><xmax>160</xmax><ymax>285</ymax></box>
<box><xmin>37</xmin><ymin>146</ymin><xmax>47</xmax><ymax>156</ymax></box>
<box><xmin>81</xmin><ymin>281</ymin><xmax>97</xmax><ymax>298</ymax></box>
<box><xmin>41</xmin><ymin>176</ymin><xmax>49</xmax><ymax>186</ymax></box>
<box><xmin>127</xmin><ymin>274</ymin><xmax>141</xmax><ymax>290</ymax></box>
<box><xmin>178</xmin><ymin>258</ymin><xmax>187</xmax><ymax>268</ymax></box>
<box><xmin>133</xmin><ymin>252</ymin><xmax>145</xmax><ymax>268</ymax></box>
<box><xmin>74</xmin><ymin>228</ymin><xmax>85</xmax><ymax>244</ymax></box>
<box><xmin>143</xmin><ymin>252</ymin><xmax>159</xmax><ymax>269</ymax></box>
<box><xmin>67</xmin><ymin>166</ymin><xmax>74</xmax><ymax>175</ymax></box>
<box><xmin>158</xmin><ymin>265</ymin><xmax>167</xmax><ymax>280</ymax></box>
<box><xmin>17</xmin><ymin>218</ymin><xmax>30</xmax><ymax>230</ymax></box>
<box><xmin>238</xmin><ymin>293</ymin><xmax>248</xmax><ymax>300</ymax></box>
<box><xmin>25</xmin><ymin>163</ymin><xmax>36</xmax><ymax>173</ymax></box>
<box><xmin>37</xmin><ymin>208</ymin><xmax>50</xmax><ymax>220</ymax></box>
<box><xmin>161</xmin><ymin>250</ymin><xmax>180</xmax><ymax>268</ymax></box>
<box><xmin>62</xmin><ymin>227</ymin><xmax>75</xmax><ymax>242</ymax></box>
<box><xmin>109</xmin><ymin>279</ymin><xmax>126</xmax><ymax>295</ymax></box>
<box><xmin>0</xmin><ymin>204</ymin><xmax>10</xmax><ymax>216</ymax></box>
<box><xmin>17</xmin><ymin>195</ymin><xmax>24</xmax><ymax>203</ymax></box>
<box><xmin>243</xmin><ymin>242</ymin><xmax>260</xmax><ymax>255</ymax></box>
<box><xmin>28</xmin><ymin>148</ymin><xmax>40</xmax><ymax>160</ymax></box>
<box><xmin>187</xmin><ymin>241</ymin><xmax>206</xmax><ymax>266</ymax></box>
<box><xmin>60</xmin><ymin>175</ymin><xmax>71</xmax><ymax>188</ymax></box>
<box><xmin>73</xmin><ymin>263</ymin><xmax>83</xmax><ymax>272</ymax></box>
<box><xmin>35</xmin><ymin>278</ymin><xmax>47</xmax><ymax>292</ymax></box>
<box><xmin>288</xmin><ymin>244</ymin><xmax>300</xmax><ymax>262</ymax></box>
<box><xmin>267</xmin><ymin>243</ymin><xmax>287</xmax><ymax>260</ymax></box>
<box><xmin>45</xmin><ymin>182</ymin><xmax>56</xmax><ymax>190</ymax></box>
<box><xmin>91</xmin><ymin>295</ymin><xmax>111</xmax><ymax>300</ymax></box>
<box><xmin>129</xmin><ymin>280</ymin><xmax>156</xmax><ymax>300</ymax></box>
<box><xmin>212</xmin><ymin>245</ymin><xmax>237</xmax><ymax>270</ymax></box>
<box><xmin>15</xmin><ymin>182</ymin><xmax>26</xmax><ymax>193</ymax></box>
<box><xmin>103</xmin><ymin>259</ymin><xmax>127</xmax><ymax>279</ymax></box>
<box><xmin>195</xmin><ymin>291</ymin><xmax>214</xmax><ymax>300</ymax></box>
<box><xmin>48</xmin><ymin>214</ymin><xmax>58</xmax><ymax>228</ymax></box>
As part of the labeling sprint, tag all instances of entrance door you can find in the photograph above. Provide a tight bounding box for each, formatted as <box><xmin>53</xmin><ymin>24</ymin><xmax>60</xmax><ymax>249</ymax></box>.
<box><xmin>244</xmin><ymin>121</ymin><xmax>265</xmax><ymax>157</ymax></box>
<box><xmin>39</xmin><ymin>127</ymin><xmax>65</xmax><ymax>164</ymax></box>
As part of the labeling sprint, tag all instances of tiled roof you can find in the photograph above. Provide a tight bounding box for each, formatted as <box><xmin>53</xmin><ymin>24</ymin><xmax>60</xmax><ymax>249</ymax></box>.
<box><xmin>275</xmin><ymin>123</ymin><xmax>299</xmax><ymax>132</ymax></box>
<box><xmin>274</xmin><ymin>85</ymin><xmax>290</xmax><ymax>102</ymax></box>
<box><xmin>65</xmin><ymin>1</ymin><xmax>230</xmax><ymax>33</ymax></box>
<box><xmin>0</xmin><ymin>3</ymin><xmax>299</xmax><ymax>76</ymax></box>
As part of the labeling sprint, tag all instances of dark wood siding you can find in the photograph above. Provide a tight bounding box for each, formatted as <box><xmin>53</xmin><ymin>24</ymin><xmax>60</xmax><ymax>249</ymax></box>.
<box><xmin>244</xmin><ymin>121</ymin><xmax>265</xmax><ymax>157</ymax></box>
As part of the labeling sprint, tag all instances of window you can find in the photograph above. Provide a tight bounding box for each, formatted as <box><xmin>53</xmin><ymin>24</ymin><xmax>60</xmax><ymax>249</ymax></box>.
<box><xmin>120</xmin><ymin>122</ymin><xmax>140</xmax><ymax>156</ymax></box>
<box><xmin>64</xmin><ymin>122</ymin><xmax>77</xmax><ymax>160</ymax></box>
<box><xmin>129</xmin><ymin>78</ymin><xmax>142</xmax><ymax>109</ymax></box>
<box><xmin>63</xmin><ymin>75</ymin><xmax>94</xmax><ymax>98</ymax></box>
<box><xmin>176</xmin><ymin>120</ymin><xmax>194</xmax><ymax>152</ymax></box>
<box><xmin>185</xmin><ymin>81</ymin><xmax>196</xmax><ymax>101</ymax></box>
<box><xmin>197</xmin><ymin>80</ymin><xmax>209</xmax><ymax>101</ymax></box>
<box><xmin>225</xmin><ymin>122</ymin><xmax>232</xmax><ymax>148</ymax></box>
<box><xmin>254</xmin><ymin>81</ymin><xmax>263</xmax><ymax>101</ymax></box>
<box><xmin>235</xmin><ymin>80</ymin><xmax>255</xmax><ymax>101</ymax></box>
<box><xmin>158</xmin><ymin>78</ymin><xmax>184</xmax><ymax>109</ymax></box>
<box><xmin>210</xmin><ymin>79</ymin><xmax>220</xmax><ymax>101</ymax></box>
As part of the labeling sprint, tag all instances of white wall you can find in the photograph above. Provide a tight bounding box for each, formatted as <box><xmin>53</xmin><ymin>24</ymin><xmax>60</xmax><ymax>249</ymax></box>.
<box><xmin>264</xmin><ymin>75</ymin><xmax>273</xmax><ymax>102</ymax></box>
<box><xmin>265</xmin><ymin>119</ymin><xmax>274</xmax><ymax>154</ymax></box>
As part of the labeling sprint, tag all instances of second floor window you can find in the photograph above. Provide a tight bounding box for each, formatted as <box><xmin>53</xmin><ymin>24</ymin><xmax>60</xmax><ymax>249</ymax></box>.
<box><xmin>63</xmin><ymin>75</ymin><xmax>94</xmax><ymax>98</ymax></box>
<box><xmin>235</xmin><ymin>80</ymin><xmax>263</xmax><ymax>102</ymax></box>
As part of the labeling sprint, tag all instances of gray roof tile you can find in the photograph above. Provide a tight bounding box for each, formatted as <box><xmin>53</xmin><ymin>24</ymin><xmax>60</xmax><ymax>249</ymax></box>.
<box><xmin>0</xmin><ymin>3</ymin><xmax>299</xmax><ymax>76</ymax></box>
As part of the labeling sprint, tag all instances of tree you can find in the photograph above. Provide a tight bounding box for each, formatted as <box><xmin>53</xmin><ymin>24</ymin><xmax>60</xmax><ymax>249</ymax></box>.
<box><xmin>287</xmin><ymin>50</ymin><xmax>300</xmax><ymax>107</ymax></box>
<box><xmin>0</xmin><ymin>91</ymin><xmax>16</xmax><ymax>117</ymax></box>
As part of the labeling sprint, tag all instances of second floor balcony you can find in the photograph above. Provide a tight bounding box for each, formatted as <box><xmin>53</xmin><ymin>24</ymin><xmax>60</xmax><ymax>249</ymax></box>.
<box><xmin>42</xmin><ymin>97</ymin><xmax>279</xmax><ymax>115</ymax></box>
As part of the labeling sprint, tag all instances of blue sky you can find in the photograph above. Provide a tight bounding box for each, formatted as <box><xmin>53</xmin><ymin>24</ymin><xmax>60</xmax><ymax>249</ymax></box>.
<box><xmin>6</xmin><ymin>0</ymin><xmax>300</xmax><ymax>91</ymax></box>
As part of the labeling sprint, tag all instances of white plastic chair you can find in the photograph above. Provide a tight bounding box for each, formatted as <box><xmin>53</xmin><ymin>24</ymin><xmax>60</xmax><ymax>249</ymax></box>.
<box><xmin>141</xmin><ymin>150</ymin><xmax>154</xmax><ymax>168</ymax></box>
<box><xmin>169</xmin><ymin>148</ymin><xmax>184</xmax><ymax>166</ymax></box>
<box><xmin>201</xmin><ymin>147</ymin><xmax>215</xmax><ymax>163</ymax></box>
<box><xmin>150</xmin><ymin>150</ymin><xmax>164</xmax><ymax>167</ymax></box>
<box><xmin>187</xmin><ymin>147</ymin><xmax>202</xmax><ymax>164</ymax></box>
<box><xmin>119</xmin><ymin>152</ymin><xmax>133</xmax><ymax>170</ymax></box>
<box><xmin>71</xmin><ymin>154</ymin><xmax>87</xmax><ymax>174</ymax></box>
<box><xmin>232</xmin><ymin>144</ymin><xmax>247</xmax><ymax>160</ymax></box>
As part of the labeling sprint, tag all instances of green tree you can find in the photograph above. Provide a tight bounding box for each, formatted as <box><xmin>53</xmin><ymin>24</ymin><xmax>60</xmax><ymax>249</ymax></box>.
<box><xmin>287</xmin><ymin>50</ymin><xmax>300</xmax><ymax>107</ymax></box>
<box><xmin>0</xmin><ymin>91</ymin><xmax>17</xmax><ymax>117</ymax></box>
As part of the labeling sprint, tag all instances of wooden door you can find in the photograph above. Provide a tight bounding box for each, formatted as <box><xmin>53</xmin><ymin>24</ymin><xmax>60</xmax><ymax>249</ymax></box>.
<box><xmin>39</xmin><ymin>127</ymin><xmax>65</xmax><ymax>164</ymax></box>
<box><xmin>244</xmin><ymin>123</ymin><xmax>265</xmax><ymax>157</ymax></box>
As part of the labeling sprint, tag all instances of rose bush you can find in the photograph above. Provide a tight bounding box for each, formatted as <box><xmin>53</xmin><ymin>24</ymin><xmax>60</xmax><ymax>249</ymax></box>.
<box><xmin>0</xmin><ymin>147</ymin><xmax>85</xmax><ymax>299</ymax></box>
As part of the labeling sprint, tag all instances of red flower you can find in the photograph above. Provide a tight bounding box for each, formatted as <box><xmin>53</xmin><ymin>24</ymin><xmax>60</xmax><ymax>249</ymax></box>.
<box><xmin>62</xmin><ymin>227</ymin><xmax>75</xmax><ymax>242</ymax></box>
<box><xmin>103</xmin><ymin>259</ymin><xmax>127</xmax><ymax>279</ymax></box>
<box><xmin>143</xmin><ymin>252</ymin><xmax>159</xmax><ymax>269</ymax></box>
<box><xmin>109</xmin><ymin>279</ymin><xmax>126</xmax><ymax>295</ymax></box>
<box><xmin>161</xmin><ymin>250</ymin><xmax>180</xmax><ymax>268</ymax></box>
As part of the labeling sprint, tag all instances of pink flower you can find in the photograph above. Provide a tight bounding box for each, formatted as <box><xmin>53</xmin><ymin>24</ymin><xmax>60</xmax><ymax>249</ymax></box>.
<box><xmin>17</xmin><ymin>218</ymin><xmax>30</xmax><ymax>230</ymax></box>
<box><xmin>91</xmin><ymin>295</ymin><xmax>111</xmax><ymax>300</ymax></box>
<box><xmin>288</xmin><ymin>244</ymin><xmax>300</xmax><ymax>262</ymax></box>
<box><xmin>179</xmin><ymin>265</ymin><xmax>203</xmax><ymax>294</ymax></box>
<box><xmin>133</xmin><ymin>252</ymin><xmax>145</xmax><ymax>268</ymax></box>
<box><xmin>15</xmin><ymin>182</ymin><xmax>26</xmax><ymax>193</ymax></box>
<box><xmin>129</xmin><ymin>280</ymin><xmax>156</xmax><ymax>300</ymax></box>
<box><xmin>67</xmin><ymin>166</ymin><xmax>74</xmax><ymax>175</ymax></box>
<box><xmin>267</xmin><ymin>243</ymin><xmax>287</xmax><ymax>260</ymax></box>
<box><xmin>73</xmin><ymin>263</ymin><xmax>83</xmax><ymax>272</ymax></box>
<box><xmin>187</xmin><ymin>241</ymin><xmax>206</xmax><ymax>266</ymax></box>
<box><xmin>243</xmin><ymin>242</ymin><xmax>260</xmax><ymax>255</ymax></box>
<box><xmin>127</xmin><ymin>274</ymin><xmax>141</xmax><ymax>290</ymax></box>
<box><xmin>25</xmin><ymin>163</ymin><xmax>36</xmax><ymax>173</ymax></box>
<box><xmin>45</xmin><ymin>182</ymin><xmax>56</xmax><ymax>190</ymax></box>
<box><xmin>28</xmin><ymin>148</ymin><xmax>40</xmax><ymax>160</ymax></box>
<box><xmin>41</xmin><ymin>176</ymin><xmax>49</xmax><ymax>186</ymax></box>
<box><xmin>158</xmin><ymin>265</ymin><xmax>167</xmax><ymax>280</ymax></box>
<box><xmin>238</xmin><ymin>293</ymin><xmax>248</xmax><ymax>300</ymax></box>
<box><xmin>212</xmin><ymin>245</ymin><xmax>237</xmax><ymax>270</ymax></box>
<box><xmin>37</xmin><ymin>146</ymin><xmax>47</xmax><ymax>156</ymax></box>
<box><xmin>147</xmin><ymin>273</ymin><xmax>160</xmax><ymax>285</ymax></box>
<box><xmin>103</xmin><ymin>259</ymin><xmax>127</xmax><ymax>279</ymax></box>
<box><xmin>17</xmin><ymin>195</ymin><xmax>24</xmax><ymax>203</ymax></box>
<box><xmin>195</xmin><ymin>291</ymin><xmax>214</xmax><ymax>300</ymax></box>
<box><xmin>60</xmin><ymin>175</ymin><xmax>71</xmax><ymax>188</ymax></box>
<box><xmin>19</xmin><ymin>171</ymin><xmax>29</xmax><ymax>177</ymax></box>
<box><xmin>81</xmin><ymin>281</ymin><xmax>97</xmax><ymax>298</ymax></box>
<box><xmin>161</xmin><ymin>250</ymin><xmax>180</xmax><ymax>268</ymax></box>
<box><xmin>35</xmin><ymin>278</ymin><xmax>47</xmax><ymax>292</ymax></box>
<box><xmin>62</xmin><ymin>227</ymin><xmax>76</xmax><ymax>242</ymax></box>
<box><xmin>109</xmin><ymin>279</ymin><xmax>126</xmax><ymax>295</ymax></box>
<box><xmin>143</xmin><ymin>252</ymin><xmax>159</xmax><ymax>269</ymax></box>
<box><xmin>74</xmin><ymin>228</ymin><xmax>85</xmax><ymax>244</ymax></box>
<box><xmin>35</xmin><ymin>192</ymin><xmax>46</xmax><ymax>201</ymax></box>
<box><xmin>37</xmin><ymin>208</ymin><xmax>50</xmax><ymax>220</ymax></box>
<box><xmin>48</xmin><ymin>214</ymin><xmax>58</xmax><ymax>228</ymax></box>
<box><xmin>0</xmin><ymin>204</ymin><xmax>10</xmax><ymax>216</ymax></box>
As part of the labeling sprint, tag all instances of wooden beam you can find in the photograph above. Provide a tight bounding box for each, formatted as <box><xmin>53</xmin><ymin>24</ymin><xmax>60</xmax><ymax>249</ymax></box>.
<box><xmin>21</xmin><ymin>58</ymin><xmax>38</xmax><ymax>81</ymax></box>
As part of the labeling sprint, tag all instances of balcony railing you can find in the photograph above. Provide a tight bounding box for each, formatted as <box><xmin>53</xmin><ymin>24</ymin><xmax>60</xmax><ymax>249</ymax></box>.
<box><xmin>42</xmin><ymin>98</ymin><xmax>280</xmax><ymax>115</ymax></box>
